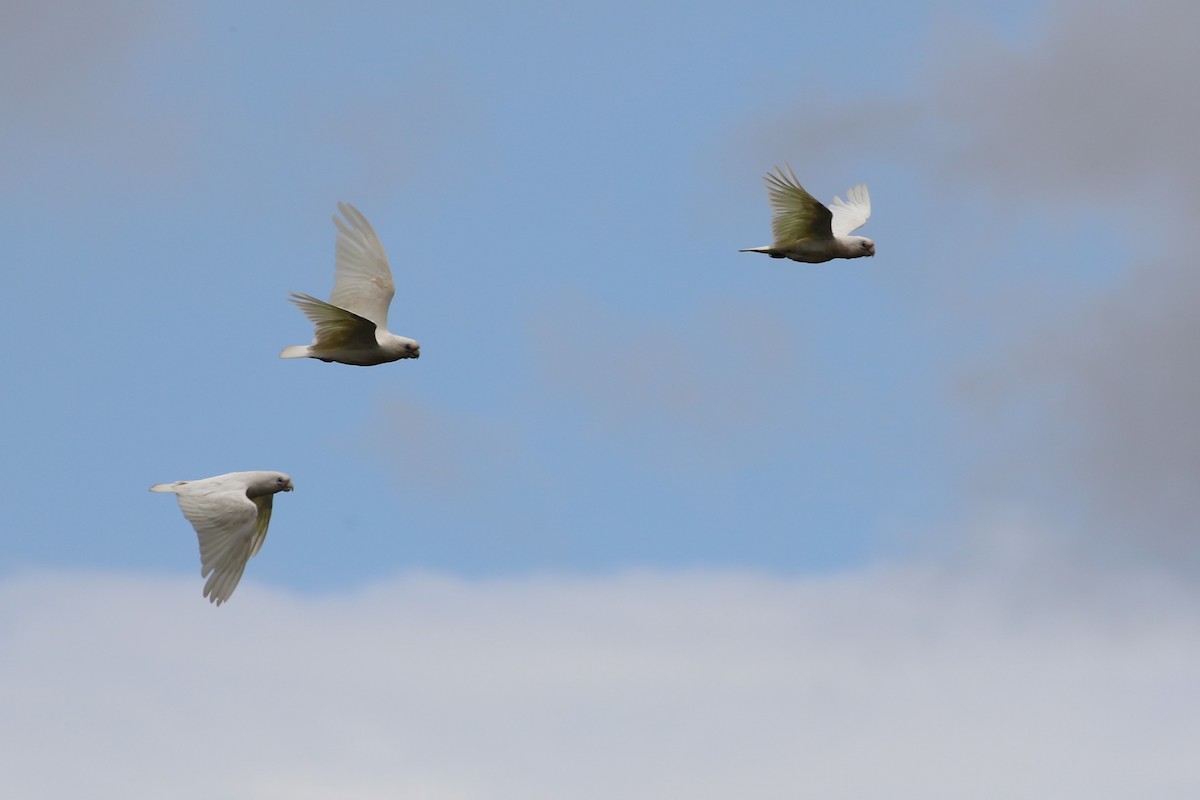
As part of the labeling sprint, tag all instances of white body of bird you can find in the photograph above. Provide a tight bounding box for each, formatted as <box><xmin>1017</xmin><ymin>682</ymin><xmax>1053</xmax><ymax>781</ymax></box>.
<box><xmin>150</xmin><ymin>470</ymin><xmax>293</xmax><ymax>606</ymax></box>
<box><xmin>741</xmin><ymin>166</ymin><xmax>874</xmax><ymax>263</ymax></box>
<box><xmin>281</xmin><ymin>202</ymin><xmax>420</xmax><ymax>366</ymax></box>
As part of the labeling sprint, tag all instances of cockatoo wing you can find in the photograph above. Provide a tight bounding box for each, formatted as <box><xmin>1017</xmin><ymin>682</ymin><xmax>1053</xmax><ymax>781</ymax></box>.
<box><xmin>828</xmin><ymin>184</ymin><xmax>871</xmax><ymax>237</ymax></box>
<box><xmin>175</xmin><ymin>486</ymin><xmax>274</xmax><ymax>606</ymax></box>
<box><xmin>765</xmin><ymin>165</ymin><xmax>834</xmax><ymax>245</ymax></box>
<box><xmin>289</xmin><ymin>292</ymin><xmax>379</xmax><ymax>349</ymax></box>
<box><xmin>330</xmin><ymin>202</ymin><xmax>395</xmax><ymax>330</ymax></box>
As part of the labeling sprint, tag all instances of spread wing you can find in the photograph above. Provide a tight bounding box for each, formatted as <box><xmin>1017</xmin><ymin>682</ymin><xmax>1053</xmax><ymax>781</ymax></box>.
<box><xmin>176</xmin><ymin>488</ymin><xmax>274</xmax><ymax>606</ymax></box>
<box><xmin>764</xmin><ymin>165</ymin><xmax>834</xmax><ymax>245</ymax></box>
<box><xmin>828</xmin><ymin>184</ymin><xmax>871</xmax><ymax>237</ymax></box>
<box><xmin>330</xmin><ymin>202</ymin><xmax>395</xmax><ymax>330</ymax></box>
<box><xmin>289</xmin><ymin>292</ymin><xmax>378</xmax><ymax>350</ymax></box>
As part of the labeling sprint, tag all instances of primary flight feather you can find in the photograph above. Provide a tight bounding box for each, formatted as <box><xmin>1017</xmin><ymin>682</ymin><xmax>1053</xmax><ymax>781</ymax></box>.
<box><xmin>150</xmin><ymin>471</ymin><xmax>294</xmax><ymax>606</ymax></box>
<box><xmin>281</xmin><ymin>202</ymin><xmax>420</xmax><ymax>366</ymax></box>
<box><xmin>740</xmin><ymin>165</ymin><xmax>874</xmax><ymax>263</ymax></box>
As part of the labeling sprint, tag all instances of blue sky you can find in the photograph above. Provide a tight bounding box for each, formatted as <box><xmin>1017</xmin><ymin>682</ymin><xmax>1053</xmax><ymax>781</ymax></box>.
<box><xmin>4</xmin><ymin>1</ymin><xmax>1200</xmax><ymax>797</ymax></box>
<box><xmin>0</xmin><ymin>0</ymin><xmax>1050</xmax><ymax>584</ymax></box>
<box><xmin>0</xmin><ymin>0</ymin><xmax>1065</xmax><ymax>587</ymax></box>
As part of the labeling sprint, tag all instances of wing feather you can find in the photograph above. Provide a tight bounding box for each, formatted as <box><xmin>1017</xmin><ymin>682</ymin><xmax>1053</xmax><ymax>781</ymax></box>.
<box><xmin>289</xmin><ymin>292</ymin><xmax>378</xmax><ymax>350</ymax></box>
<box><xmin>828</xmin><ymin>183</ymin><xmax>871</xmax><ymax>237</ymax></box>
<box><xmin>176</xmin><ymin>487</ymin><xmax>269</xmax><ymax>606</ymax></box>
<box><xmin>330</xmin><ymin>202</ymin><xmax>395</xmax><ymax>330</ymax></box>
<box><xmin>764</xmin><ymin>165</ymin><xmax>834</xmax><ymax>245</ymax></box>
<box><xmin>248</xmin><ymin>495</ymin><xmax>273</xmax><ymax>559</ymax></box>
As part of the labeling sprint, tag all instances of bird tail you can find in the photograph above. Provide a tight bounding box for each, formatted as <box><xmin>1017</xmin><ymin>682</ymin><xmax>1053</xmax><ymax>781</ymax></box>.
<box><xmin>279</xmin><ymin>345</ymin><xmax>311</xmax><ymax>359</ymax></box>
<box><xmin>739</xmin><ymin>246</ymin><xmax>773</xmax><ymax>254</ymax></box>
<box><xmin>149</xmin><ymin>481</ymin><xmax>185</xmax><ymax>493</ymax></box>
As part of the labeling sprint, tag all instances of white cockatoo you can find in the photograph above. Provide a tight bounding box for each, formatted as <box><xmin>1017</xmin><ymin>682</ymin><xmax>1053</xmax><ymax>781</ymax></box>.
<box><xmin>281</xmin><ymin>202</ymin><xmax>420</xmax><ymax>366</ymax></box>
<box><xmin>741</xmin><ymin>165</ymin><xmax>874</xmax><ymax>263</ymax></box>
<box><xmin>150</xmin><ymin>471</ymin><xmax>294</xmax><ymax>606</ymax></box>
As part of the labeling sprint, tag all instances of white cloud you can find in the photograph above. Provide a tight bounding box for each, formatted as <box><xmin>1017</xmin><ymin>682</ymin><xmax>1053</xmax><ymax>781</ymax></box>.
<box><xmin>4</xmin><ymin>558</ymin><xmax>1199</xmax><ymax>799</ymax></box>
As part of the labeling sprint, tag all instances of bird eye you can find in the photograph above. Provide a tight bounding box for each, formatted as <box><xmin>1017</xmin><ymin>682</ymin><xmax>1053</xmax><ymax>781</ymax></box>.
<box><xmin>276</xmin><ymin>477</ymin><xmax>284</xmax><ymax>485</ymax></box>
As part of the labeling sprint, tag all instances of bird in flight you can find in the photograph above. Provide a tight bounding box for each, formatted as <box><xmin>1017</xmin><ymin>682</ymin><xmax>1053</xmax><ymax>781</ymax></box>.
<box><xmin>741</xmin><ymin>165</ymin><xmax>873</xmax><ymax>263</ymax></box>
<box><xmin>282</xmin><ymin>202</ymin><xmax>420</xmax><ymax>366</ymax></box>
<box><xmin>150</xmin><ymin>471</ymin><xmax>294</xmax><ymax>606</ymax></box>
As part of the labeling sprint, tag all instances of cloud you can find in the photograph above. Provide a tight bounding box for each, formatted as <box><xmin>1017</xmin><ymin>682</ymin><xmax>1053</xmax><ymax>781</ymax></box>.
<box><xmin>0</xmin><ymin>1</ymin><xmax>162</xmax><ymax>112</ymax></box>
<box><xmin>740</xmin><ymin>1</ymin><xmax>1200</xmax><ymax>211</ymax></box>
<box><xmin>736</xmin><ymin>95</ymin><xmax>925</xmax><ymax>179</ymax></box>
<box><xmin>910</xmin><ymin>0</ymin><xmax>1200</xmax><ymax>568</ymax></box>
<box><xmin>3</xmin><ymin>560</ymin><xmax>1199</xmax><ymax>799</ymax></box>
<box><xmin>353</xmin><ymin>391</ymin><xmax>525</xmax><ymax>497</ymax></box>
<box><xmin>312</xmin><ymin>56</ymin><xmax>483</xmax><ymax>206</ymax></box>
<box><xmin>735</xmin><ymin>0</ymin><xmax>1200</xmax><ymax>569</ymax></box>
<box><xmin>926</xmin><ymin>0</ymin><xmax>1200</xmax><ymax>204</ymax></box>
<box><xmin>960</xmin><ymin>251</ymin><xmax>1200</xmax><ymax>569</ymax></box>
<box><xmin>527</xmin><ymin>292</ymin><xmax>814</xmax><ymax>471</ymax></box>
<box><xmin>0</xmin><ymin>1</ymin><xmax>188</xmax><ymax>192</ymax></box>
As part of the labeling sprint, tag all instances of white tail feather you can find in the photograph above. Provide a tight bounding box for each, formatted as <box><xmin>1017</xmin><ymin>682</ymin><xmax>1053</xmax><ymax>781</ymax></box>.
<box><xmin>279</xmin><ymin>345</ymin><xmax>311</xmax><ymax>359</ymax></box>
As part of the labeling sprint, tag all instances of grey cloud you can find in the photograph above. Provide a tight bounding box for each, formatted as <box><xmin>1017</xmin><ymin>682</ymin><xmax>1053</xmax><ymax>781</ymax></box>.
<box><xmin>0</xmin><ymin>1</ymin><xmax>162</xmax><ymax>110</ymax></box>
<box><xmin>961</xmin><ymin>254</ymin><xmax>1200</xmax><ymax>568</ymax></box>
<box><xmin>352</xmin><ymin>391</ymin><xmax>525</xmax><ymax>496</ymax></box>
<box><xmin>741</xmin><ymin>1</ymin><xmax>1200</xmax><ymax>208</ymax></box>
<box><xmin>528</xmin><ymin>292</ymin><xmax>814</xmax><ymax>471</ymax></box>
<box><xmin>914</xmin><ymin>1</ymin><xmax>1200</xmax><ymax>567</ymax></box>
<box><xmin>747</xmin><ymin>0</ymin><xmax>1200</xmax><ymax>568</ymax></box>
<box><xmin>314</xmin><ymin>59</ymin><xmax>483</xmax><ymax>205</ymax></box>
<box><xmin>1</xmin><ymin>1</ymin><xmax>186</xmax><ymax>190</ymax></box>
<box><xmin>927</xmin><ymin>0</ymin><xmax>1200</xmax><ymax>203</ymax></box>
<box><xmin>739</xmin><ymin>97</ymin><xmax>925</xmax><ymax>174</ymax></box>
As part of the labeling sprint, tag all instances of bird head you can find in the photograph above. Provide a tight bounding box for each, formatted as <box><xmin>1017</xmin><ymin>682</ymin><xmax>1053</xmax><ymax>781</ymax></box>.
<box><xmin>245</xmin><ymin>472</ymin><xmax>294</xmax><ymax>498</ymax></box>
<box><xmin>859</xmin><ymin>238</ymin><xmax>875</xmax><ymax>257</ymax></box>
<box><xmin>379</xmin><ymin>332</ymin><xmax>420</xmax><ymax>360</ymax></box>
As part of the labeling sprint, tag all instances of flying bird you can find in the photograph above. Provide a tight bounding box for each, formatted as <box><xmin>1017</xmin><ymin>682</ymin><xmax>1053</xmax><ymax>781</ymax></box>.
<box><xmin>150</xmin><ymin>471</ymin><xmax>294</xmax><ymax>606</ymax></box>
<box><xmin>741</xmin><ymin>165</ymin><xmax>874</xmax><ymax>263</ymax></box>
<box><xmin>281</xmin><ymin>202</ymin><xmax>420</xmax><ymax>366</ymax></box>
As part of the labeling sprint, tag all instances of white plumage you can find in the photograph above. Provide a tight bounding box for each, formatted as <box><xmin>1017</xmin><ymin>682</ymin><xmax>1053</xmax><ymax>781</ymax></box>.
<box><xmin>827</xmin><ymin>183</ymin><xmax>872</xmax><ymax>239</ymax></box>
<box><xmin>150</xmin><ymin>471</ymin><xmax>294</xmax><ymax>606</ymax></box>
<box><xmin>741</xmin><ymin>165</ymin><xmax>874</xmax><ymax>263</ymax></box>
<box><xmin>281</xmin><ymin>202</ymin><xmax>420</xmax><ymax>366</ymax></box>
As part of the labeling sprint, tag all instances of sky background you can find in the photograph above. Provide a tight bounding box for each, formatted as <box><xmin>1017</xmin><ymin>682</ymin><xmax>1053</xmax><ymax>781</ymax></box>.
<box><xmin>3</xmin><ymin>0</ymin><xmax>1200</xmax><ymax>797</ymax></box>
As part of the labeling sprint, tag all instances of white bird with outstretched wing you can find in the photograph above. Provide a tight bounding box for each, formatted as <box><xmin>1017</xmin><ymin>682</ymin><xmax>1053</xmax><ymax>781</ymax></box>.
<box><xmin>150</xmin><ymin>471</ymin><xmax>293</xmax><ymax>606</ymax></box>
<box><xmin>281</xmin><ymin>202</ymin><xmax>420</xmax><ymax>366</ymax></box>
<box><xmin>741</xmin><ymin>166</ymin><xmax>874</xmax><ymax>263</ymax></box>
